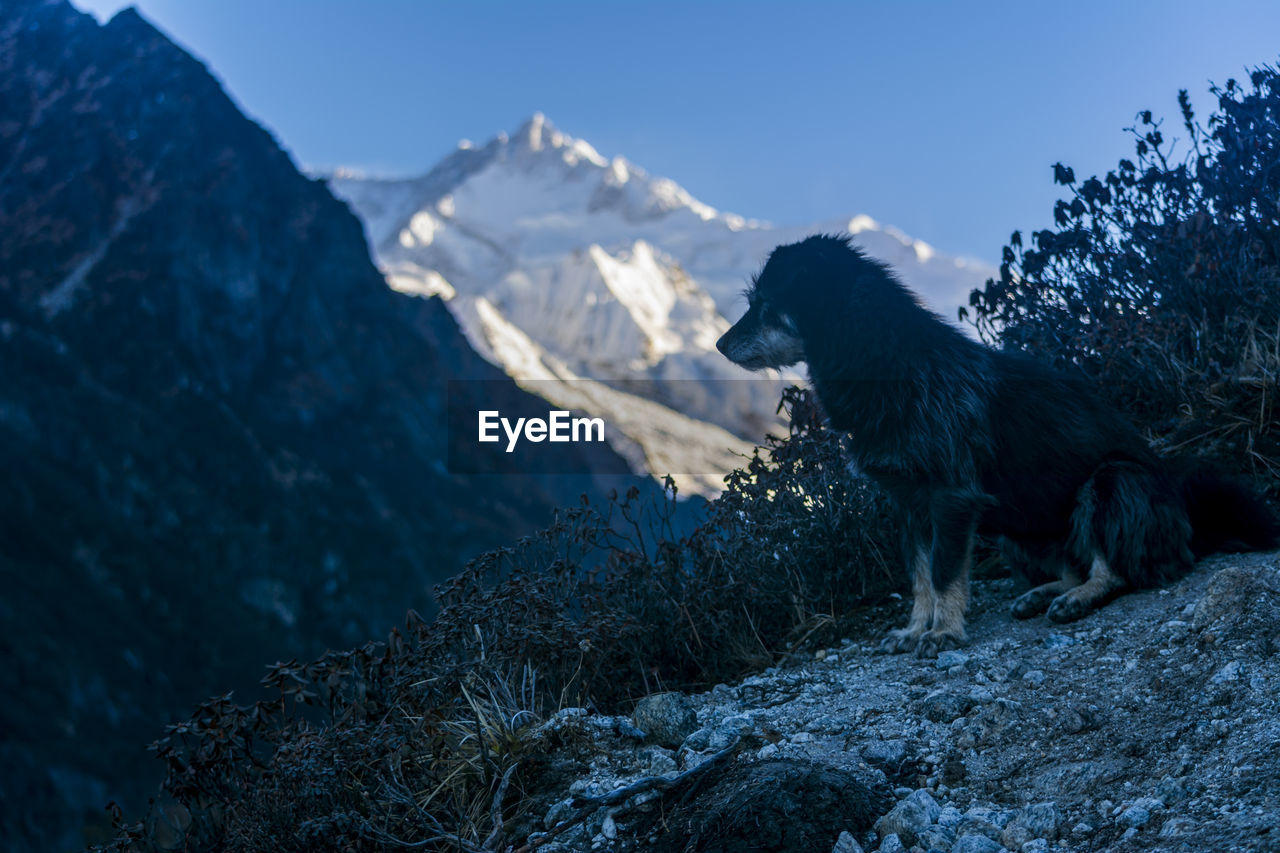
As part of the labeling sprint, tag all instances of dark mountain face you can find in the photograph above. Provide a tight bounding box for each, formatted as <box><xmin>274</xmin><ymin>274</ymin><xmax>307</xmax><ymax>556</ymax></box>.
<box><xmin>0</xmin><ymin>2</ymin><xmax>639</xmax><ymax>849</ymax></box>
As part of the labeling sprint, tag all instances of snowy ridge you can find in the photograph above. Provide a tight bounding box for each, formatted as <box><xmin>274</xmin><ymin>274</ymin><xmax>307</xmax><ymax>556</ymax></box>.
<box><xmin>466</xmin><ymin>297</ymin><xmax>754</xmax><ymax>497</ymax></box>
<box><xmin>328</xmin><ymin>115</ymin><xmax>997</xmax><ymax>494</ymax></box>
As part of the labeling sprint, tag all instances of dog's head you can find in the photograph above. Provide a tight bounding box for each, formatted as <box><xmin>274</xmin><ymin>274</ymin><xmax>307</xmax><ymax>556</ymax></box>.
<box><xmin>714</xmin><ymin>287</ymin><xmax>805</xmax><ymax>371</ymax></box>
<box><xmin>716</xmin><ymin>234</ymin><xmax>852</xmax><ymax>370</ymax></box>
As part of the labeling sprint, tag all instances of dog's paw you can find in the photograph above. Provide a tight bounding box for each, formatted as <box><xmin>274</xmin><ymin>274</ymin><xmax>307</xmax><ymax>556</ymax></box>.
<box><xmin>1046</xmin><ymin>593</ymin><xmax>1093</xmax><ymax>623</ymax></box>
<box><xmin>1011</xmin><ymin>589</ymin><xmax>1053</xmax><ymax>619</ymax></box>
<box><xmin>915</xmin><ymin>629</ymin><xmax>966</xmax><ymax>659</ymax></box>
<box><xmin>879</xmin><ymin>627</ymin><xmax>923</xmax><ymax>654</ymax></box>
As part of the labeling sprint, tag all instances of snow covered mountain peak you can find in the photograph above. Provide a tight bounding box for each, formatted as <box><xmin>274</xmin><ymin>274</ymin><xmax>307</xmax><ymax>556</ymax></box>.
<box><xmin>330</xmin><ymin>115</ymin><xmax>991</xmax><ymax>314</ymax></box>
<box><xmin>506</xmin><ymin>112</ymin><xmax>607</xmax><ymax>167</ymax></box>
<box><xmin>434</xmin><ymin>114</ymin><xmax>749</xmax><ymax>231</ymax></box>
<box><xmin>327</xmin><ymin>118</ymin><xmax>998</xmax><ymax>493</ymax></box>
<box><xmin>515</xmin><ymin>112</ymin><xmax>550</xmax><ymax>150</ymax></box>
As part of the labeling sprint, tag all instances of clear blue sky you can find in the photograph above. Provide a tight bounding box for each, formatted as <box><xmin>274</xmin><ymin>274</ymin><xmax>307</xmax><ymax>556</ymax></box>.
<box><xmin>78</xmin><ymin>0</ymin><xmax>1280</xmax><ymax>262</ymax></box>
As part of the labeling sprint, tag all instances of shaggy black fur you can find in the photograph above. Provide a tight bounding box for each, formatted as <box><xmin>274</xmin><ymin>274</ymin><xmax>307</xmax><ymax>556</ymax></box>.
<box><xmin>717</xmin><ymin>234</ymin><xmax>1279</xmax><ymax>655</ymax></box>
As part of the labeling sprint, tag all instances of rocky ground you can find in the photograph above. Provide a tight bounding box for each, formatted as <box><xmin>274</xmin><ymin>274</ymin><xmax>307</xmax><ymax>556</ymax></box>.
<box><xmin>507</xmin><ymin>551</ymin><xmax>1280</xmax><ymax>852</ymax></box>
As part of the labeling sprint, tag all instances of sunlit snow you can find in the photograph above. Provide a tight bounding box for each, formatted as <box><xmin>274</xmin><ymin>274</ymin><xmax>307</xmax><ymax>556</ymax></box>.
<box><xmin>327</xmin><ymin>115</ymin><xmax>996</xmax><ymax>495</ymax></box>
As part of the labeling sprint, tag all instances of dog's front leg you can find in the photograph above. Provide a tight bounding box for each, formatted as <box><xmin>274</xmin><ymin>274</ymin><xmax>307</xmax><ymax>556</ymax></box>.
<box><xmin>879</xmin><ymin>543</ymin><xmax>934</xmax><ymax>653</ymax></box>
<box><xmin>915</xmin><ymin>488</ymin><xmax>989</xmax><ymax>658</ymax></box>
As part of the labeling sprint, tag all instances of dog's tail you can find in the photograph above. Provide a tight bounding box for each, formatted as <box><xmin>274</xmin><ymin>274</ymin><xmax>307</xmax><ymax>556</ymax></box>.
<box><xmin>1180</xmin><ymin>466</ymin><xmax>1280</xmax><ymax>558</ymax></box>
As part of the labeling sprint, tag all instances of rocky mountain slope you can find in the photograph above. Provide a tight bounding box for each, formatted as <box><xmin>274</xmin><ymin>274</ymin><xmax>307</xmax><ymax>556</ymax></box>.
<box><xmin>520</xmin><ymin>551</ymin><xmax>1280</xmax><ymax>852</ymax></box>
<box><xmin>0</xmin><ymin>3</ymin><xmax>644</xmax><ymax>850</ymax></box>
<box><xmin>329</xmin><ymin>116</ymin><xmax>997</xmax><ymax>494</ymax></box>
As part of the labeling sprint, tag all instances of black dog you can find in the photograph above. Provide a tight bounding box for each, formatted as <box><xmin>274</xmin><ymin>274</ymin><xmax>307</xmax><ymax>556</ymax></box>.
<box><xmin>717</xmin><ymin>234</ymin><xmax>1278</xmax><ymax>656</ymax></box>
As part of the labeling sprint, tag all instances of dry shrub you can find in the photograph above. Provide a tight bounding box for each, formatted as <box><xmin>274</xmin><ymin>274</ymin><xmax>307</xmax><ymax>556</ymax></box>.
<box><xmin>966</xmin><ymin>65</ymin><xmax>1280</xmax><ymax>493</ymax></box>
<box><xmin>98</xmin><ymin>386</ymin><xmax>899</xmax><ymax>852</ymax></box>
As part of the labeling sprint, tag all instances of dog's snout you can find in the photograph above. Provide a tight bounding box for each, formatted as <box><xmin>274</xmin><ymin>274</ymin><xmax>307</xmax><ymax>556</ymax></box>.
<box><xmin>715</xmin><ymin>331</ymin><xmax>731</xmax><ymax>357</ymax></box>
